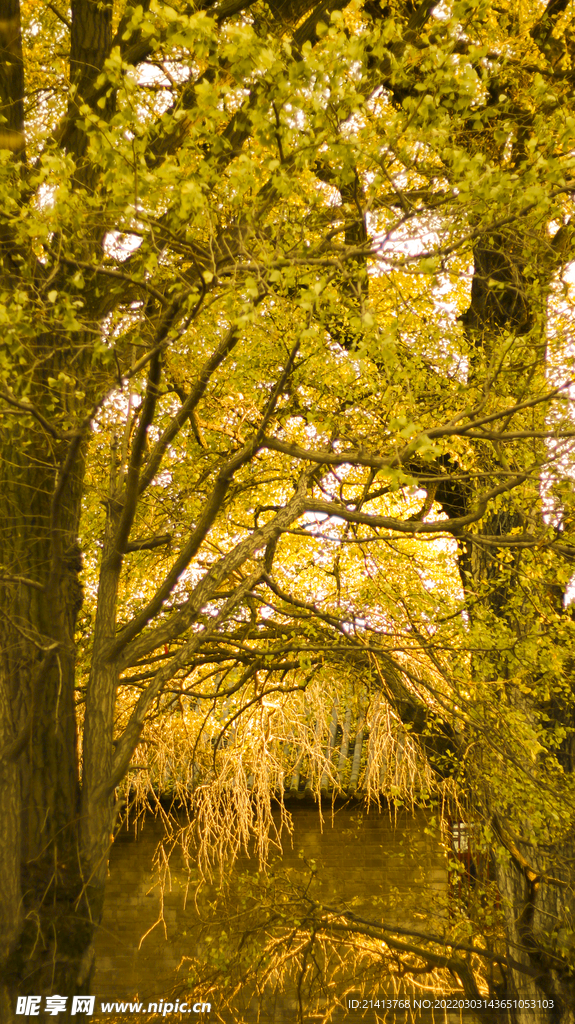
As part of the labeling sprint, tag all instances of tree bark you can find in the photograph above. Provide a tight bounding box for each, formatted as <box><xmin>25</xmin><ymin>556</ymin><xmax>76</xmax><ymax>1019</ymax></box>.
<box><xmin>0</xmin><ymin>416</ymin><xmax>104</xmax><ymax>1020</ymax></box>
<box><xmin>450</xmin><ymin>227</ymin><xmax>575</xmax><ymax>1023</ymax></box>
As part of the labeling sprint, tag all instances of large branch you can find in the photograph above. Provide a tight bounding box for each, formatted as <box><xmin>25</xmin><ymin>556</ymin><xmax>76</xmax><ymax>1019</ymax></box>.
<box><xmin>108</xmin><ymin>343</ymin><xmax>300</xmax><ymax>661</ymax></box>
<box><xmin>309</xmin><ymin>901</ymin><xmax>516</xmax><ymax>970</ymax></box>
<box><xmin>113</xmin><ymin>471</ymin><xmax>314</xmax><ymax>670</ymax></box>
<box><xmin>261</xmin><ymin>383</ymin><xmax>571</xmax><ymax>472</ymax></box>
<box><xmin>304</xmin><ymin>474</ymin><xmax>528</xmax><ymax>536</ymax></box>
<box><xmin>111</xmin><ymin>351</ymin><xmax>162</xmax><ymax>565</ymax></box>
<box><xmin>313</xmin><ymin>918</ymin><xmax>482</xmax><ymax>999</ymax></box>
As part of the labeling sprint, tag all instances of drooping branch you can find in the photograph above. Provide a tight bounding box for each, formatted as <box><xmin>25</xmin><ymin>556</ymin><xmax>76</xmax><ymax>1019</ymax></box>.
<box><xmin>107</xmin><ymin>570</ymin><xmax>264</xmax><ymax>793</ymax></box>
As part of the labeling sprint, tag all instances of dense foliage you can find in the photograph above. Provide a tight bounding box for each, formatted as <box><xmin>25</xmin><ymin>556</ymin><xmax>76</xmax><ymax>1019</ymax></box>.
<box><xmin>2</xmin><ymin>0</ymin><xmax>575</xmax><ymax>1019</ymax></box>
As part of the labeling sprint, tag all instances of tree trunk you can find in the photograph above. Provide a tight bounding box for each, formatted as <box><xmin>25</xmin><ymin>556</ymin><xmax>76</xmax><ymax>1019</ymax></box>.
<box><xmin>0</xmin><ymin>421</ymin><xmax>109</xmax><ymax>1021</ymax></box>
<box><xmin>451</xmin><ymin>228</ymin><xmax>575</xmax><ymax>1023</ymax></box>
<box><xmin>493</xmin><ymin>853</ymin><xmax>575</xmax><ymax>1024</ymax></box>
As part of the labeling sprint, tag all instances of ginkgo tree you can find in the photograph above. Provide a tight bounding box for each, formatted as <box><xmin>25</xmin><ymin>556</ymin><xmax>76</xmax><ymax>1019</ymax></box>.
<box><xmin>2</xmin><ymin>0</ymin><xmax>575</xmax><ymax>1019</ymax></box>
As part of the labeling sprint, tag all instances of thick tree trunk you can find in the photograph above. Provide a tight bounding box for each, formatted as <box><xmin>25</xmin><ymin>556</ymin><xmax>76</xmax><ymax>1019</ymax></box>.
<box><xmin>452</xmin><ymin>229</ymin><xmax>575</xmax><ymax>1023</ymax></box>
<box><xmin>0</xmin><ymin>423</ymin><xmax>109</xmax><ymax>1021</ymax></box>
<box><xmin>0</xmin><ymin>3</ymin><xmax>120</xmax><ymax>1001</ymax></box>
<box><xmin>493</xmin><ymin>853</ymin><xmax>575</xmax><ymax>1024</ymax></box>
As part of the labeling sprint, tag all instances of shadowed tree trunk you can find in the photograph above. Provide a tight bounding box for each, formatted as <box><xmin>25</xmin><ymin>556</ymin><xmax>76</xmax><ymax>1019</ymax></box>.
<box><xmin>0</xmin><ymin>2</ymin><xmax>116</xmax><ymax>1018</ymax></box>
<box><xmin>441</xmin><ymin>224</ymin><xmax>575</xmax><ymax>1022</ymax></box>
<box><xmin>0</xmin><ymin>429</ymin><xmax>94</xmax><ymax>1013</ymax></box>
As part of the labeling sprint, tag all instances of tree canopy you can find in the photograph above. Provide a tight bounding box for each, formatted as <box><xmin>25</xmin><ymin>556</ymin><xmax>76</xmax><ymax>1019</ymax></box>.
<box><xmin>2</xmin><ymin>0</ymin><xmax>575</xmax><ymax>1019</ymax></box>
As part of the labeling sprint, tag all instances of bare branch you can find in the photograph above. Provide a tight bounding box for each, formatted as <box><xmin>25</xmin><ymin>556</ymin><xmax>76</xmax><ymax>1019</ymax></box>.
<box><xmin>0</xmin><ymin>389</ymin><xmax>67</xmax><ymax>439</ymax></box>
<box><xmin>138</xmin><ymin>324</ymin><xmax>239</xmax><ymax>494</ymax></box>
<box><xmin>46</xmin><ymin>3</ymin><xmax>72</xmax><ymax>29</ymax></box>
<box><xmin>113</xmin><ymin>470</ymin><xmax>314</xmax><ymax>669</ymax></box>
<box><xmin>108</xmin><ymin>346</ymin><xmax>302</xmax><ymax>661</ymax></box>
<box><xmin>124</xmin><ymin>533</ymin><xmax>171</xmax><ymax>553</ymax></box>
<box><xmin>304</xmin><ymin>473</ymin><xmax>529</xmax><ymax>536</ymax></box>
<box><xmin>56</xmin><ymin>254</ymin><xmax>170</xmax><ymax>307</ymax></box>
<box><xmin>0</xmin><ymin>572</ymin><xmax>44</xmax><ymax>592</ymax></box>
<box><xmin>113</xmin><ymin>350</ymin><xmax>163</xmax><ymax>564</ymax></box>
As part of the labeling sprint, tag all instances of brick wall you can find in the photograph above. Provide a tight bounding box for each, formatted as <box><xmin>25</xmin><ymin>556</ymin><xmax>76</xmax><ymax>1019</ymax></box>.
<box><xmin>93</xmin><ymin>804</ymin><xmax>449</xmax><ymax>1021</ymax></box>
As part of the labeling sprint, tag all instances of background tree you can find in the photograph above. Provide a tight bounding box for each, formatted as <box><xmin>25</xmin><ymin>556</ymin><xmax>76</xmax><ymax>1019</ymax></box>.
<box><xmin>1</xmin><ymin>0</ymin><xmax>575</xmax><ymax>1021</ymax></box>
